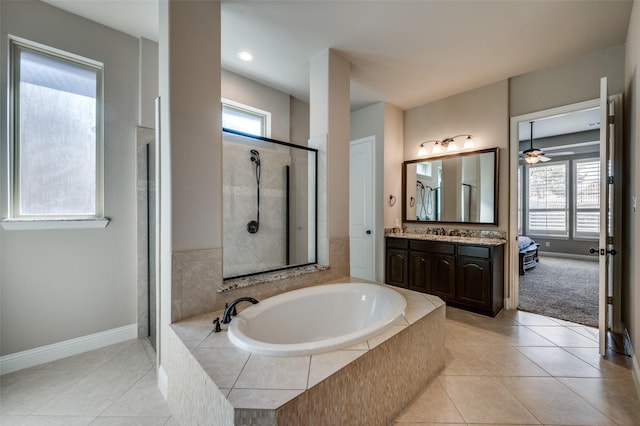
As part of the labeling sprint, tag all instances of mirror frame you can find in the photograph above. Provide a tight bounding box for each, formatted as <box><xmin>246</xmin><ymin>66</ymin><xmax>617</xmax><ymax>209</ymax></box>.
<box><xmin>402</xmin><ymin>147</ymin><xmax>499</xmax><ymax>226</ymax></box>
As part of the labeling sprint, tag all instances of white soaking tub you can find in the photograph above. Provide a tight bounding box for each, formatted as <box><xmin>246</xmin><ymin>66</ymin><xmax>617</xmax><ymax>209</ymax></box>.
<box><xmin>227</xmin><ymin>283</ymin><xmax>406</xmax><ymax>356</ymax></box>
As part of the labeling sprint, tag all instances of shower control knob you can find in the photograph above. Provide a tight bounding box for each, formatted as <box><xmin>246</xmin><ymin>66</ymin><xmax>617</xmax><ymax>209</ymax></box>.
<box><xmin>366</xmin><ymin>230</ymin><xmax>372</xmax><ymax>234</ymax></box>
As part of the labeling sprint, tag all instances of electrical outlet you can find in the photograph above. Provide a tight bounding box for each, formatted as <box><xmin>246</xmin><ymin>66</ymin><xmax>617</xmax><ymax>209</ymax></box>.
<box><xmin>545</xmin><ymin>241</ymin><xmax>550</xmax><ymax>247</ymax></box>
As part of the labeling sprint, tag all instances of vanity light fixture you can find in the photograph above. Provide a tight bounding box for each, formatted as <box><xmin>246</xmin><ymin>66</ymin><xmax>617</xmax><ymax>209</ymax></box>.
<box><xmin>417</xmin><ymin>134</ymin><xmax>474</xmax><ymax>156</ymax></box>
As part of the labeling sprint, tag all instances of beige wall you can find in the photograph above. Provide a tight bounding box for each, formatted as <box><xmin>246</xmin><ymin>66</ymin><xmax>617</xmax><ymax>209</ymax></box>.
<box><xmin>403</xmin><ymin>80</ymin><xmax>510</xmax><ymax>233</ymax></box>
<box><xmin>221</xmin><ymin>70</ymin><xmax>290</xmax><ymax>142</ymax></box>
<box><xmin>510</xmin><ymin>44</ymin><xmax>625</xmax><ymax>116</ymax></box>
<box><xmin>624</xmin><ymin>0</ymin><xmax>640</xmax><ymax>378</ymax></box>
<box><xmin>0</xmin><ymin>1</ymin><xmax>140</xmax><ymax>355</ymax></box>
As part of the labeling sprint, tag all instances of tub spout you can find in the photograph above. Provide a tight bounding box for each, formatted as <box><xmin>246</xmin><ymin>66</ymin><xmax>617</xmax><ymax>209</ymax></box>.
<box><xmin>222</xmin><ymin>297</ymin><xmax>259</xmax><ymax>324</ymax></box>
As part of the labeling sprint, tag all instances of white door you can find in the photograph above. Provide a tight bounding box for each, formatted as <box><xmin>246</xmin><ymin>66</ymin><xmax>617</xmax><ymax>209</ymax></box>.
<box><xmin>350</xmin><ymin>136</ymin><xmax>375</xmax><ymax>280</ymax></box>
<box><xmin>597</xmin><ymin>77</ymin><xmax>618</xmax><ymax>355</ymax></box>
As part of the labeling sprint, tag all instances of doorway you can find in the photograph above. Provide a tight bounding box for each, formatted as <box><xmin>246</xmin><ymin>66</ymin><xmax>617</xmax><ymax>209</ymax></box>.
<box><xmin>515</xmin><ymin>109</ymin><xmax>601</xmax><ymax>327</ymax></box>
<box><xmin>508</xmin><ymin>92</ymin><xmax>623</xmax><ymax>351</ymax></box>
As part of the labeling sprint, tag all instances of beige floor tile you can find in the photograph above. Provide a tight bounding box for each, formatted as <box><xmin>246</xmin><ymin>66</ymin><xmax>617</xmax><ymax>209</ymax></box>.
<box><xmin>0</xmin><ymin>369</ymin><xmax>87</xmax><ymax>415</ymax></box>
<box><xmin>234</xmin><ymin>354</ymin><xmax>310</xmax><ymax>390</ymax></box>
<box><xmin>438</xmin><ymin>376</ymin><xmax>540</xmax><ymax>424</ymax></box>
<box><xmin>98</xmin><ymin>340</ymin><xmax>154</xmax><ymax>373</ymax></box>
<box><xmin>566</xmin><ymin>325</ymin><xmax>599</xmax><ymax>342</ymax></box>
<box><xmin>560</xmin><ymin>377</ymin><xmax>640</xmax><ymax>426</ymax></box>
<box><xmin>0</xmin><ymin>416</ymin><xmax>25</xmax><ymax>426</ymax></box>
<box><xmin>394</xmin><ymin>378</ymin><xmax>464</xmax><ymax>423</ymax></box>
<box><xmin>162</xmin><ymin>418</ymin><xmax>179</xmax><ymax>426</ymax></box>
<box><xmin>100</xmin><ymin>371</ymin><xmax>171</xmax><ymax>418</ymax></box>
<box><xmin>448</xmin><ymin>322</ymin><xmax>549</xmax><ymax>347</ymax></box>
<box><xmin>443</xmin><ymin>345</ymin><xmax>549</xmax><ymax>377</ymax></box>
<box><xmin>32</xmin><ymin>368</ymin><xmax>148</xmax><ymax>416</ymax></box>
<box><xmin>500</xmin><ymin>376</ymin><xmax>614</xmax><ymax>425</ymax></box>
<box><xmin>563</xmin><ymin>346</ymin><xmax>633</xmax><ymax>378</ymax></box>
<box><xmin>526</xmin><ymin>326</ymin><xmax>599</xmax><ymax>347</ymax></box>
<box><xmin>517</xmin><ymin>347</ymin><xmax>604</xmax><ymax>377</ymax></box>
<box><xmin>89</xmin><ymin>418</ymin><xmax>170</xmax><ymax>426</ymax></box>
<box><xmin>7</xmin><ymin>415</ymin><xmax>96</xmax><ymax>425</ymax></box>
<box><xmin>512</xmin><ymin>311</ymin><xmax>563</xmax><ymax>326</ymax></box>
<box><xmin>36</xmin><ymin>341</ymin><xmax>136</xmax><ymax>373</ymax></box>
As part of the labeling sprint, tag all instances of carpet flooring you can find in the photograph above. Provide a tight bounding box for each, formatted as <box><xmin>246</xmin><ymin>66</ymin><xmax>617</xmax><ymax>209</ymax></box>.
<box><xmin>518</xmin><ymin>255</ymin><xmax>599</xmax><ymax>327</ymax></box>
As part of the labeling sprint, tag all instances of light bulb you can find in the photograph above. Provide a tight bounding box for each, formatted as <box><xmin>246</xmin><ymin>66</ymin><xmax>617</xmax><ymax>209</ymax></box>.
<box><xmin>432</xmin><ymin>142</ymin><xmax>442</xmax><ymax>154</ymax></box>
<box><xmin>418</xmin><ymin>145</ymin><xmax>427</xmax><ymax>156</ymax></box>
<box><xmin>463</xmin><ymin>136</ymin><xmax>474</xmax><ymax>149</ymax></box>
<box><xmin>447</xmin><ymin>141</ymin><xmax>458</xmax><ymax>152</ymax></box>
<box><xmin>525</xmin><ymin>155</ymin><xmax>540</xmax><ymax>164</ymax></box>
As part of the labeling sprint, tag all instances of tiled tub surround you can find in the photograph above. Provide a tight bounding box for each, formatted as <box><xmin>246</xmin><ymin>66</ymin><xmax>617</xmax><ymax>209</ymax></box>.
<box><xmin>171</xmin><ymin>237</ymin><xmax>349</xmax><ymax>322</ymax></box>
<box><xmin>164</xmin><ymin>283</ymin><xmax>446</xmax><ymax>425</ymax></box>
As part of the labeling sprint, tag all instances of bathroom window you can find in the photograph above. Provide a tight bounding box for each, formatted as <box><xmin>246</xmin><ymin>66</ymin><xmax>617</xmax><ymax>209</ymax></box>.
<box><xmin>8</xmin><ymin>38</ymin><xmax>104</xmax><ymax>222</ymax></box>
<box><xmin>222</xmin><ymin>100</ymin><xmax>270</xmax><ymax>137</ymax></box>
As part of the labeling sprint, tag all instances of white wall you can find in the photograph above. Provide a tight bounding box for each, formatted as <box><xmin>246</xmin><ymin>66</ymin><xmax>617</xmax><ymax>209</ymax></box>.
<box><xmin>0</xmin><ymin>0</ymin><xmax>139</xmax><ymax>355</ymax></box>
<box><xmin>623</xmin><ymin>0</ymin><xmax>640</xmax><ymax>382</ymax></box>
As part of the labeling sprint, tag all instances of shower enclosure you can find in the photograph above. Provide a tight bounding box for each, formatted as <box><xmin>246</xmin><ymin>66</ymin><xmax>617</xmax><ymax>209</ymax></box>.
<box><xmin>223</xmin><ymin>129</ymin><xmax>318</xmax><ymax>278</ymax></box>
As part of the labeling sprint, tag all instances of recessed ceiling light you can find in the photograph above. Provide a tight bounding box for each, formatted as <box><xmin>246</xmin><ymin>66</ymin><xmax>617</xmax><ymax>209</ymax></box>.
<box><xmin>237</xmin><ymin>50</ymin><xmax>254</xmax><ymax>62</ymax></box>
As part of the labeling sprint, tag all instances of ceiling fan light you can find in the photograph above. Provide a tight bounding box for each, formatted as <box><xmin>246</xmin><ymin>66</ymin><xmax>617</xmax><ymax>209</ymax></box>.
<box><xmin>463</xmin><ymin>136</ymin><xmax>474</xmax><ymax>149</ymax></box>
<box><xmin>525</xmin><ymin>155</ymin><xmax>540</xmax><ymax>164</ymax></box>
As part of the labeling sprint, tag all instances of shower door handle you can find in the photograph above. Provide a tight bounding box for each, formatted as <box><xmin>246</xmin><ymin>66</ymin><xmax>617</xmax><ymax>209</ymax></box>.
<box><xmin>366</xmin><ymin>230</ymin><xmax>372</xmax><ymax>235</ymax></box>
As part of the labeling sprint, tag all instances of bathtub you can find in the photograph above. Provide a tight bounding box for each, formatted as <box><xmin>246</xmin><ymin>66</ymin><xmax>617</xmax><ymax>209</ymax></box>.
<box><xmin>227</xmin><ymin>283</ymin><xmax>407</xmax><ymax>356</ymax></box>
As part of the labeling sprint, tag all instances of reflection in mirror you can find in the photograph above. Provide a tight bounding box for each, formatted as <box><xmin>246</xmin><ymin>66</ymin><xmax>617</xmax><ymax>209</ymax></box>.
<box><xmin>403</xmin><ymin>148</ymin><xmax>498</xmax><ymax>224</ymax></box>
<box><xmin>223</xmin><ymin>129</ymin><xmax>317</xmax><ymax>278</ymax></box>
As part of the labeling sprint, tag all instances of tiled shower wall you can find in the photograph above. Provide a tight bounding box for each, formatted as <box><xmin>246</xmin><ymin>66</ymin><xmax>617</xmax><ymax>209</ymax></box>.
<box><xmin>223</xmin><ymin>142</ymin><xmax>291</xmax><ymax>278</ymax></box>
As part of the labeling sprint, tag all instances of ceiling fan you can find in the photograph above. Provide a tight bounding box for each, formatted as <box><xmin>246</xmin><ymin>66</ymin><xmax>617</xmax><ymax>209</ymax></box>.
<box><xmin>522</xmin><ymin>121</ymin><xmax>550</xmax><ymax>164</ymax></box>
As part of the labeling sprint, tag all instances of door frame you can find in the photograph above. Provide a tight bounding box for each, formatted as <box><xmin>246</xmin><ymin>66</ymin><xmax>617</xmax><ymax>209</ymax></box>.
<box><xmin>349</xmin><ymin>135</ymin><xmax>377</xmax><ymax>281</ymax></box>
<box><xmin>507</xmin><ymin>98</ymin><xmax>600</xmax><ymax>310</ymax></box>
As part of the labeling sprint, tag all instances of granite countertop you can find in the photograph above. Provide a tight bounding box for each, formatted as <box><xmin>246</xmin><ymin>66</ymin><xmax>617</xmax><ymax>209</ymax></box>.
<box><xmin>386</xmin><ymin>233</ymin><xmax>506</xmax><ymax>246</ymax></box>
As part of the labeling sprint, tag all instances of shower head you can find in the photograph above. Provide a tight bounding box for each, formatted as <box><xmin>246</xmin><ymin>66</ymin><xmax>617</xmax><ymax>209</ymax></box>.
<box><xmin>250</xmin><ymin>149</ymin><xmax>260</xmax><ymax>166</ymax></box>
<box><xmin>416</xmin><ymin>181</ymin><xmax>425</xmax><ymax>189</ymax></box>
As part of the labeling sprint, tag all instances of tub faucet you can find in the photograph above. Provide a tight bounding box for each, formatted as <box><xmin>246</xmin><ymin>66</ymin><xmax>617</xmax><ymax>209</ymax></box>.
<box><xmin>222</xmin><ymin>297</ymin><xmax>259</xmax><ymax>324</ymax></box>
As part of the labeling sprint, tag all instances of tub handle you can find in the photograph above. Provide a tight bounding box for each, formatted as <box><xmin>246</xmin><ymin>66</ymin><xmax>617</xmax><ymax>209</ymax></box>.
<box><xmin>213</xmin><ymin>317</ymin><xmax>221</xmax><ymax>333</ymax></box>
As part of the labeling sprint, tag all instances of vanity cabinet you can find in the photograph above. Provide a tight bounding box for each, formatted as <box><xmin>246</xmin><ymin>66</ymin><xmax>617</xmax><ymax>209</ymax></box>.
<box><xmin>385</xmin><ymin>238</ymin><xmax>409</xmax><ymax>288</ymax></box>
<box><xmin>385</xmin><ymin>237</ymin><xmax>504</xmax><ymax>316</ymax></box>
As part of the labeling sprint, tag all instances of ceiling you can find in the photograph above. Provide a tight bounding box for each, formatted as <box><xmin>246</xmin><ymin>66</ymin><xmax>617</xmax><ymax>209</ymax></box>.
<box><xmin>42</xmin><ymin>0</ymin><xmax>632</xmax><ymax>114</ymax></box>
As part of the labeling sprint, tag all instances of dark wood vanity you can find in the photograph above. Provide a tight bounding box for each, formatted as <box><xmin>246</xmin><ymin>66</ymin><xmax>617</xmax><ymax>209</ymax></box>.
<box><xmin>386</xmin><ymin>236</ymin><xmax>505</xmax><ymax>317</ymax></box>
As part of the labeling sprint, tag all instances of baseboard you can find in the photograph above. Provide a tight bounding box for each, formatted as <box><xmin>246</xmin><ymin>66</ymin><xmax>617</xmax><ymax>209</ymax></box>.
<box><xmin>538</xmin><ymin>251</ymin><xmax>598</xmax><ymax>262</ymax></box>
<box><xmin>624</xmin><ymin>329</ymin><xmax>640</xmax><ymax>398</ymax></box>
<box><xmin>0</xmin><ymin>324</ymin><xmax>137</xmax><ymax>375</ymax></box>
<box><xmin>158</xmin><ymin>364</ymin><xmax>169</xmax><ymax>400</ymax></box>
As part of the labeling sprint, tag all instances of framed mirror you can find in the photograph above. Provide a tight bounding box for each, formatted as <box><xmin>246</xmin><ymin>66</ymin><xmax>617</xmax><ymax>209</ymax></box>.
<box><xmin>403</xmin><ymin>148</ymin><xmax>499</xmax><ymax>225</ymax></box>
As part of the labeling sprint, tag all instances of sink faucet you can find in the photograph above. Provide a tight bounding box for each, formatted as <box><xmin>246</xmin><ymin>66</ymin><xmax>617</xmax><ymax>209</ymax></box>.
<box><xmin>221</xmin><ymin>297</ymin><xmax>259</xmax><ymax>324</ymax></box>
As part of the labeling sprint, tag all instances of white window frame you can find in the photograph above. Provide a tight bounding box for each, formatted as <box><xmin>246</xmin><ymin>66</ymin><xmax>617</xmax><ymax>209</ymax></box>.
<box><xmin>3</xmin><ymin>37</ymin><xmax>107</xmax><ymax>230</ymax></box>
<box><xmin>221</xmin><ymin>98</ymin><xmax>271</xmax><ymax>138</ymax></box>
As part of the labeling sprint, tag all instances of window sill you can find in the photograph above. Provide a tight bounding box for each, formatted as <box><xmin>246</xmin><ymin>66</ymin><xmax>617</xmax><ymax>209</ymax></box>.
<box><xmin>0</xmin><ymin>218</ymin><xmax>110</xmax><ymax>230</ymax></box>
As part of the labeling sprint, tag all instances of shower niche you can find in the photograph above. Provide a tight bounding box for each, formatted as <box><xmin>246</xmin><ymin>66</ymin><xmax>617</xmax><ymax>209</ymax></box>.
<box><xmin>223</xmin><ymin>129</ymin><xmax>318</xmax><ymax>279</ymax></box>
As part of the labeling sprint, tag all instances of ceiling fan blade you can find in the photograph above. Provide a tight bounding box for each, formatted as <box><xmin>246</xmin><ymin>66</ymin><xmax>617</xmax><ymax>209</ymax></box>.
<box><xmin>539</xmin><ymin>156</ymin><xmax>552</xmax><ymax>162</ymax></box>
<box><xmin>546</xmin><ymin>151</ymin><xmax>575</xmax><ymax>157</ymax></box>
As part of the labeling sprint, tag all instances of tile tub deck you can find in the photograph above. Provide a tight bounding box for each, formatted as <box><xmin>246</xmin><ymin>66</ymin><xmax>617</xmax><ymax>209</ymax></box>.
<box><xmin>164</xmin><ymin>284</ymin><xmax>446</xmax><ymax>425</ymax></box>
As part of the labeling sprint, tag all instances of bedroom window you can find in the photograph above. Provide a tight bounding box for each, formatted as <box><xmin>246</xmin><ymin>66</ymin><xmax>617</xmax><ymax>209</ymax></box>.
<box><xmin>8</xmin><ymin>38</ymin><xmax>104</xmax><ymax>223</ymax></box>
<box><xmin>526</xmin><ymin>162</ymin><xmax>568</xmax><ymax>237</ymax></box>
<box><xmin>222</xmin><ymin>100</ymin><xmax>270</xmax><ymax>137</ymax></box>
<box><xmin>574</xmin><ymin>159</ymin><xmax>600</xmax><ymax>238</ymax></box>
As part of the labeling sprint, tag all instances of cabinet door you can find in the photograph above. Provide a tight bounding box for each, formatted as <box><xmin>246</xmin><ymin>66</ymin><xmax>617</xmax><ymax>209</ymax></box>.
<box><xmin>430</xmin><ymin>254</ymin><xmax>456</xmax><ymax>300</ymax></box>
<box><xmin>386</xmin><ymin>249</ymin><xmax>408</xmax><ymax>288</ymax></box>
<box><xmin>456</xmin><ymin>257</ymin><xmax>491</xmax><ymax>309</ymax></box>
<box><xmin>409</xmin><ymin>252</ymin><xmax>430</xmax><ymax>293</ymax></box>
